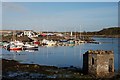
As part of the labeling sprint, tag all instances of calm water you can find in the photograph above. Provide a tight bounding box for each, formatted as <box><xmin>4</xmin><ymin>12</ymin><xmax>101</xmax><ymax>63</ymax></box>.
<box><xmin>1</xmin><ymin>38</ymin><xmax>119</xmax><ymax>71</ymax></box>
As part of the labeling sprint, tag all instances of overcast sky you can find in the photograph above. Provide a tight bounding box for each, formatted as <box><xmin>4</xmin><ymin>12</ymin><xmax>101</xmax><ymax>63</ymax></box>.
<box><xmin>2</xmin><ymin>2</ymin><xmax>118</xmax><ymax>32</ymax></box>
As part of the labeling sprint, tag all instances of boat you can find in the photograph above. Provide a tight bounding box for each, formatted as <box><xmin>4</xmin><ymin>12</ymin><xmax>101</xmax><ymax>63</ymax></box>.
<box><xmin>7</xmin><ymin>44</ymin><xmax>22</xmax><ymax>50</ymax></box>
<box><xmin>10</xmin><ymin>41</ymin><xmax>24</xmax><ymax>46</ymax></box>
<box><xmin>79</xmin><ymin>40</ymin><xmax>86</xmax><ymax>43</ymax></box>
<box><xmin>34</xmin><ymin>41</ymin><xmax>40</xmax><ymax>45</ymax></box>
<box><xmin>6</xmin><ymin>31</ymin><xmax>24</xmax><ymax>50</ymax></box>
<box><xmin>59</xmin><ymin>39</ymin><xmax>68</xmax><ymax>42</ymax></box>
<box><xmin>87</xmin><ymin>41</ymin><xmax>101</xmax><ymax>44</ymax></box>
<box><xmin>68</xmin><ymin>40</ymin><xmax>75</xmax><ymax>46</ymax></box>
<box><xmin>9</xmin><ymin>50</ymin><xmax>22</xmax><ymax>53</ymax></box>
<box><xmin>46</xmin><ymin>40</ymin><xmax>56</xmax><ymax>47</ymax></box>
<box><xmin>42</xmin><ymin>39</ymin><xmax>56</xmax><ymax>47</ymax></box>
<box><xmin>23</xmin><ymin>43</ymin><xmax>38</xmax><ymax>50</ymax></box>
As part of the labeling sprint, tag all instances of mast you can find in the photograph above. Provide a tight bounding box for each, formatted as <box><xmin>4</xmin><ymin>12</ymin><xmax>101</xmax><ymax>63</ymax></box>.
<box><xmin>47</xmin><ymin>30</ymin><xmax>48</xmax><ymax>40</ymax></box>
<box><xmin>74</xmin><ymin>27</ymin><xmax>76</xmax><ymax>40</ymax></box>
<box><xmin>70</xmin><ymin>31</ymin><xmax>72</xmax><ymax>37</ymax></box>
<box><xmin>13</xmin><ymin>30</ymin><xmax>16</xmax><ymax>41</ymax></box>
<box><xmin>80</xmin><ymin>25</ymin><xmax>81</xmax><ymax>39</ymax></box>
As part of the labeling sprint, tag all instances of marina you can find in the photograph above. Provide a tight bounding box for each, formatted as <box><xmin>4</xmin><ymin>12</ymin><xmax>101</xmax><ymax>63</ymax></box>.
<box><xmin>1</xmin><ymin>37</ymin><xmax>119</xmax><ymax>71</ymax></box>
<box><xmin>0</xmin><ymin>29</ymin><xmax>119</xmax><ymax>79</ymax></box>
<box><xmin>1</xmin><ymin>2</ymin><xmax>119</xmax><ymax>79</ymax></box>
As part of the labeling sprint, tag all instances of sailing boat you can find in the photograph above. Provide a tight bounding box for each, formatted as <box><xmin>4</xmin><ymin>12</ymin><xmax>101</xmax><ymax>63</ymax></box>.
<box><xmin>79</xmin><ymin>26</ymin><xmax>86</xmax><ymax>44</ymax></box>
<box><xmin>68</xmin><ymin>31</ymin><xmax>75</xmax><ymax>46</ymax></box>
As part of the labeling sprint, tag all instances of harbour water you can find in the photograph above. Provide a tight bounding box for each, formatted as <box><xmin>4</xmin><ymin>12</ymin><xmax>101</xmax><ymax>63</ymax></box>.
<box><xmin>1</xmin><ymin>37</ymin><xmax>119</xmax><ymax>71</ymax></box>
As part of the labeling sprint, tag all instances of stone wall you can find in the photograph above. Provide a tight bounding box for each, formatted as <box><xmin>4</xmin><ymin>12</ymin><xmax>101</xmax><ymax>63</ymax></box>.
<box><xmin>83</xmin><ymin>50</ymin><xmax>114</xmax><ymax>77</ymax></box>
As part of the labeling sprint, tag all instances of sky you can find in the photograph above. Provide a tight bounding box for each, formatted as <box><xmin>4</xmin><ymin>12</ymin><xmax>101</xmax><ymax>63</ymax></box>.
<box><xmin>2</xmin><ymin>2</ymin><xmax>118</xmax><ymax>32</ymax></box>
<box><xmin>1</xmin><ymin>0</ymin><xmax>120</xmax><ymax>2</ymax></box>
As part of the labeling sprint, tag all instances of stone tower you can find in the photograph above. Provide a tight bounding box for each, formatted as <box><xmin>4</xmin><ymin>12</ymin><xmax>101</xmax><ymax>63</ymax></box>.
<box><xmin>83</xmin><ymin>50</ymin><xmax>114</xmax><ymax>77</ymax></box>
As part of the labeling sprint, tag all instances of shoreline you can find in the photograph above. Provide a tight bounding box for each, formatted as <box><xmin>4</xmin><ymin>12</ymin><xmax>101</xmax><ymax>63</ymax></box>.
<box><xmin>2</xmin><ymin>59</ymin><xmax>89</xmax><ymax>79</ymax></box>
<box><xmin>2</xmin><ymin>59</ymin><xmax>120</xmax><ymax>79</ymax></box>
<box><xmin>93</xmin><ymin>35</ymin><xmax>120</xmax><ymax>38</ymax></box>
<box><xmin>81</xmin><ymin>35</ymin><xmax>120</xmax><ymax>38</ymax></box>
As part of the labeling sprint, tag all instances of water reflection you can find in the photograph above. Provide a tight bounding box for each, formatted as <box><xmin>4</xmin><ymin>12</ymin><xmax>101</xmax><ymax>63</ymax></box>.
<box><xmin>1</xmin><ymin>38</ymin><xmax>119</xmax><ymax>71</ymax></box>
<box><xmin>9</xmin><ymin>50</ymin><xmax>23</xmax><ymax>53</ymax></box>
<box><xmin>24</xmin><ymin>49</ymin><xmax>38</xmax><ymax>52</ymax></box>
<box><xmin>7</xmin><ymin>48</ymin><xmax>39</xmax><ymax>53</ymax></box>
<box><xmin>1</xmin><ymin>53</ymin><xmax>26</xmax><ymax>60</ymax></box>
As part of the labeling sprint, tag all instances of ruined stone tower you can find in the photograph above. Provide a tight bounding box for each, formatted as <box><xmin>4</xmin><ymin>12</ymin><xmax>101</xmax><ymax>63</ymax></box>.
<box><xmin>83</xmin><ymin>50</ymin><xmax>114</xmax><ymax>77</ymax></box>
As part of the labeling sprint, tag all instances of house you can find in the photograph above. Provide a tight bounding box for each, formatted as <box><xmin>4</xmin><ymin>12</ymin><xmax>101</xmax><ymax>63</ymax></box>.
<box><xmin>17</xmin><ymin>32</ymin><xmax>24</xmax><ymax>37</ymax></box>
<box><xmin>56</xmin><ymin>33</ymin><xmax>64</xmax><ymax>37</ymax></box>
<box><xmin>23</xmin><ymin>30</ymin><xmax>38</xmax><ymax>38</ymax></box>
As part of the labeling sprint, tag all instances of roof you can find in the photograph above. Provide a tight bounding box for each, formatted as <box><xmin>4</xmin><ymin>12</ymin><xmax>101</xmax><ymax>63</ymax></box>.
<box><xmin>86</xmin><ymin>50</ymin><xmax>114</xmax><ymax>54</ymax></box>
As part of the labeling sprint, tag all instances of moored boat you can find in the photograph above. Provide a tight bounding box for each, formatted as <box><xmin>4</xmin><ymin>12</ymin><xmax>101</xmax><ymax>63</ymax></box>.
<box><xmin>7</xmin><ymin>44</ymin><xmax>22</xmax><ymax>50</ymax></box>
<box><xmin>10</xmin><ymin>47</ymin><xmax>22</xmax><ymax>50</ymax></box>
<box><xmin>10</xmin><ymin>41</ymin><xmax>24</xmax><ymax>46</ymax></box>
<box><xmin>34</xmin><ymin>41</ymin><xmax>40</xmax><ymax>45</ymax></box>
<box><xmin>23</xmin><ymin>43</ymin><xmax>38</xmax><ymax>50</ymax></box>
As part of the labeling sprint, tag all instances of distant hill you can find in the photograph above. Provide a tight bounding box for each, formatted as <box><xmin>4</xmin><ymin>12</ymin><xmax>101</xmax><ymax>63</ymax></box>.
<box><xmin>83</xmin><ymin>27</ymin><xmax>120</xmax><ymax>36</ymax></box>
<box><xmin>97</xmin><ymin>27</ymin><xmax>120</xmax><ymax>35</ymax></box>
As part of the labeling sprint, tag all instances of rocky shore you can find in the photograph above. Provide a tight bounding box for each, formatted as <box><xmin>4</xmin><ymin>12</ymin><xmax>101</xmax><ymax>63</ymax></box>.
<box><xmin>2</xmin><ymin>59</ymin><xmax>89</xmax><ymax>79</ymax></box>
<box><xmin>1</xmin><ymin>59</ymin><xmax>120</xmax><ymax>80</ymax></box>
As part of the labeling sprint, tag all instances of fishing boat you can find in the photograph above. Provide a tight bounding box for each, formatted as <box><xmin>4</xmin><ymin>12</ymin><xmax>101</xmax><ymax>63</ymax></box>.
<box><xmin>9</xmin><ymin>49</ymin><xmax>22</xmax><ymax>53</ymax></box>
<box><xmin>7</xmin><ymin>44</ymin><xmax>22</xmax><ymax>50</ymax></box>
<box><xmin>6</xmin><ymin>31</ymin><xmax>24</xmax><ymax>50</ymax></box>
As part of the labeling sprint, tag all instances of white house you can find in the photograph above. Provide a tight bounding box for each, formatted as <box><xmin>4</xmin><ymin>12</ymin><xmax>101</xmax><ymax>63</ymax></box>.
<box><xmin>24</xmin><ymin>30</ymin><xmax>38</xmax><ymax>38</ymax></box>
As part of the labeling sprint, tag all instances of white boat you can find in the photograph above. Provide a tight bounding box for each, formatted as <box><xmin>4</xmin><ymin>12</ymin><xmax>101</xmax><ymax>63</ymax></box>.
<box><xmin>42</xmin><ymin>39</ymin><xmax>56</xmax><ymax>46</ymax></box>
<box><xmin>9</xmin><ymin>49</ymin><xmax>22</xmax><ymax>53</ymax></box>
<box><xmin>7</xmin><ymin>44</ymin><xmax>22</xmax><ymax>50</ymax></box>
<box><xmin>79</xmin><ymin>40</ymin><xmax>86</xmax><ymax>43</ymax></box>
<box><xmin>46</xmin><ymin>40</ymin><xmax>56</xmax><ymax>47</ymax></box>
<box><xmin>23</xmin><ymin>43</ymin><xmax>38</xmax><ymax>50</ymax></box>
<box><xmin>89</xmin><ymin>41</ymin><xmax>101</xmax><ymax>44</ymax></box>
<box><xmin>10</xmin><ymin>41</ymin><xmax>24</xmax><ymax>46</ymax></box>
<box><xmin>42</xmin><ymin>39</ymin><xmax>49</xmax><ymax>44</ymax></box>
